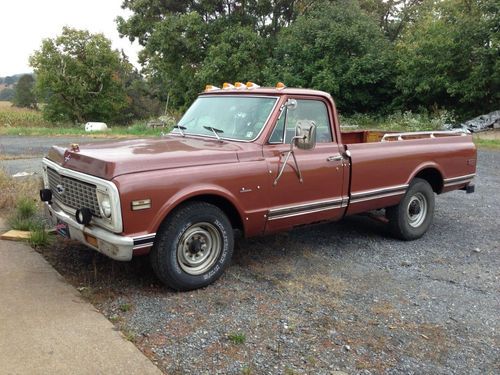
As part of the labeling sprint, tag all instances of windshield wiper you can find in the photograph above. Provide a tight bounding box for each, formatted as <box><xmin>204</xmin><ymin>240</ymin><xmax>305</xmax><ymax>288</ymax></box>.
<box><xmin>203</xmin><ymin>126</ymin><xmax>224</xmax><ymax>141</ymax></box>
<box><xmin>173</xmin><ymin>125</ymin><xmax>186</xmax><ymax>136</ymax></box>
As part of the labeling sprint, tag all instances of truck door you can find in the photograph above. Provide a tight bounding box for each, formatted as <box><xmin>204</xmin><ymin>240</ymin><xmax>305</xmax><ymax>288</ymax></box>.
<box><xmin>263</xmin><ymin>97</ymin><xmax>348</xmax><ymax>233</ymax></box>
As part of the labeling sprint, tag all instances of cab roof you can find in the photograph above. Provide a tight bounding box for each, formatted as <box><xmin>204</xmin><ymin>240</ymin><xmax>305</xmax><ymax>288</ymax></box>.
<box><xmin>199</xmin><ymin>87</ymin><xmax>332</xmax><ymax>99</ymax></box>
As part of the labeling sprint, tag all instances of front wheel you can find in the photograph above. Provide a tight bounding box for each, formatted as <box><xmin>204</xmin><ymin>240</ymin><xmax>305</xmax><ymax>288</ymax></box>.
<box><xmin>150</xmin><ymin>202</ymin><xmax>234</xmax><ymax>291</ymax></box>
<box><xmin>386</xmin><ymin>178</ymin><xmax>435</xmax><ymax>240</ymax></box>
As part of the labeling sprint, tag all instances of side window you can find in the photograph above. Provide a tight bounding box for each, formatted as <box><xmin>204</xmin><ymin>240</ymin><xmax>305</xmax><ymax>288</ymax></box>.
<box><xmin>269</xmin><ymin>99</ymin><xmax>333</xmax><ymax>144</ymax></box>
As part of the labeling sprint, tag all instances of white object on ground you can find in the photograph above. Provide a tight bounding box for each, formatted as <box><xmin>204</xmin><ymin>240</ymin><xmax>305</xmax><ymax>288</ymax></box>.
<box><xmin>85</xmin><ymin>122</ymin><xmax>108</xmax><ymax>132</ymax></box>
<box><xmin>12</xmin><ymin>172</ymin><xmax>35</xmax><ymax>178</ymax></box>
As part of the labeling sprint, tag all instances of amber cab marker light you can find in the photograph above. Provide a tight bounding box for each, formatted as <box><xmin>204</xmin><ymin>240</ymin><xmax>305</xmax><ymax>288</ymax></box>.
<box><xmin>205</xmin><ymin>85</ymin><xmax>220</xmax><ymax>92</ymax></box>
<box><xmin>234</xmin><ymin>82</ymin><xmax>245</xmax><ymax>90</ymax></box>
<box><xmin>222</xmin><ymin>82</ymin><xmax>235</xmax><ymax>89</ymax></box>
<box><xmin>276</xmin><ymin>82</ymin><xmax>286</xmax><ymax>90</ymax></box>
<box><xmin>246</xmin><ymin>81</ymin><xmax>260</xmax><ymax>89</ymax></box>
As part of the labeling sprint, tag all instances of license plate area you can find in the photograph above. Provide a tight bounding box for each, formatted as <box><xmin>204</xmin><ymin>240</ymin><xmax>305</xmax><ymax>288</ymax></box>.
<box><xmin>56</xmin><ymin>220</ymin><xmax>70</xmax><ymax>238</ymax></box>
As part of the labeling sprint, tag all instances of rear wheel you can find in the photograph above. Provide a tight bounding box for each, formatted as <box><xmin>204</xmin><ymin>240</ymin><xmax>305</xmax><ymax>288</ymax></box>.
<box><xmin>150</xmin><ymin>202</ymin><xmax>234</xmax><ymax>291</ymax></box>
<box><xmin>386</xmin><ymin>178</ymin><xmax>435</xmax><ymax>240</ymax></box>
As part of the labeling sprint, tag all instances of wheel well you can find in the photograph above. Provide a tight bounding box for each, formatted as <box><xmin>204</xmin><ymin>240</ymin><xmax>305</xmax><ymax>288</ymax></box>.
<box><xmin>414</xmin><ymin>168</ymin><xmax>443</xmax><ymax>193</ymax></box>
<box><xmin>176</xmin><ymin>194</ymin><xmax>244</xmax><ymax>233</ymax></box>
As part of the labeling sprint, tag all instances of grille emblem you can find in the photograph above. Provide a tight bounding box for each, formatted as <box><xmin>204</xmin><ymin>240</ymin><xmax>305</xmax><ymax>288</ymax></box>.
<box><xmin>56</xmin><ymin>184</ymin><xmax>65</xmax><ymax>195</ymax></box>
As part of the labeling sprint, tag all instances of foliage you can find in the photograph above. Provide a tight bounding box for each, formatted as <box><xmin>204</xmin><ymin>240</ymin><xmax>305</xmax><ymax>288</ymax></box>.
<box><xmin>268</xmin><ymin>0</ymin><xmax>397</xmax><ymax>114</ymax></box>
<box><xmin>396</xmin><ymin>0</ymin><xmax>500</xmax><ymax>118</ymax></box>
<box><xmin>8</xmin><ymin>197</ymin><xmax>38</xmax><ymax>231</ymax></box>
<box><xmin>30</xmin><ymin>27</ymin><xmax>129</xmax><ymax>124</ymax></box>
<box><xmin>0</xmin><ymin>169</ymin><xmax>41</xmax><ymax>210</ymax></box>
<box><xmin>227</xmin><ymin>332</ymin><xmax>246</xmax><ymax>344</ymax></box>
<box><xmin>340</xmin><ymin>109</ymin><xmax>455</xmax><ymax>131</ymax></box>
<box><xmin>0</xmin><ymin>88</ymin><xmax>15</xmax><ymax>101</ymax></box>
<box><xmin>0</xmin><ymin>101</ymin><xmax>53</xmax><ymax>128</ymax></box>
<box><xmin>116</xmin><ymin>0</ymin><xmax>498</xmax><ymax>119</ymax></box>
<box><xmin>13</xmin><ymin>74</ymin><xmax>37</xmax><ymax>109</ymax></box>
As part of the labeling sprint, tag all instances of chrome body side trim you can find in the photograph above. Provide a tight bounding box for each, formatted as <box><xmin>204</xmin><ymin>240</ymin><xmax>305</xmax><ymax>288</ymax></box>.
<box><xmin>443</xmin><ymin>173</ymin><xmax>476</xmax><ymax>187</ymax></box>
<box><xmin>267</xmin><ymin>197</ymin><xmax>346</xmax><ymax>221</ymax></box>
<box><xmin>350</xmin><ymin>184</ymin><xmax>408</xmax><ymax>204</ymax></box>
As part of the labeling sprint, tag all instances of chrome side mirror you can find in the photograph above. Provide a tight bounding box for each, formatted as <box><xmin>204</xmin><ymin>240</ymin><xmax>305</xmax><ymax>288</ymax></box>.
<box><xmin>285</xmin><ymin>98</ymin><xmax>297</xmax><ymax>110</ymax></box>
<box><xmin>295</xmin><ymin>120</ymin><xmax>317</xmax><ymax>150</ymax></box>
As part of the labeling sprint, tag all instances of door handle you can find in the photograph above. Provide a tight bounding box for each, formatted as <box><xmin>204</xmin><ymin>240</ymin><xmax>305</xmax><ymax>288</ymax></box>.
<box><xmin>327</xmin><ymin>155</ymin><xmax>343</xmax><ymax>162</ymax></box>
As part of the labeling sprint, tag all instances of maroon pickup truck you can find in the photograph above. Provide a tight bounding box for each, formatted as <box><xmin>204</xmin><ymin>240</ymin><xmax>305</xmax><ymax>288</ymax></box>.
<box><xmin>40</xmin><ymin>84</ymin><xmax>476</xmax><ymax>290</ymax></box>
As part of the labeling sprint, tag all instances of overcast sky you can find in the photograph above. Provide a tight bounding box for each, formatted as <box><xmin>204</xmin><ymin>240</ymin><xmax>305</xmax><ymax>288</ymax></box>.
<box><xmin>0</xmin><ymin>0</ymin><xmax>141</xmax><ymax>76</ymax></box>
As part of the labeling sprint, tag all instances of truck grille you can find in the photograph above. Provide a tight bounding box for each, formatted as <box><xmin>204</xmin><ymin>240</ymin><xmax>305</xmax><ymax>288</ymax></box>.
<box><xmin>46</xmin><ymin>167</ymin><xmax>101</xmax><ymax>217</ymax></box>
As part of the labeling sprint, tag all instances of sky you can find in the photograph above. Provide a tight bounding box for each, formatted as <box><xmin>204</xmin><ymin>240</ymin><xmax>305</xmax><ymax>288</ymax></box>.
<box><xmin>0</xmin><ymin>0</ymin><xmax>141</xmax><ymax>77</ymax></box>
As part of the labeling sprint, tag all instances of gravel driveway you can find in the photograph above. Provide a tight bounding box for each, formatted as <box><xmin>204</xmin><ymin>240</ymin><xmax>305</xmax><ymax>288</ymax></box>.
<box><xmin>16</xmin><ymin>145</ymin><xmax>500</xmax><ymax>374</ymax></box>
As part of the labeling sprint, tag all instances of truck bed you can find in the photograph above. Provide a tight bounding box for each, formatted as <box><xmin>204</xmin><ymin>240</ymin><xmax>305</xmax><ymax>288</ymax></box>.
<box><xmin>341</xmin><ymin>129</ymin><xmax>468</xmax><ymax>144</ymax></box>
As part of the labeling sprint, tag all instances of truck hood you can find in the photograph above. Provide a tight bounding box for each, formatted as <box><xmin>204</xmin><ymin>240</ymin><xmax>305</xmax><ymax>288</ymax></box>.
<box><xmin>47</xmin><ymin>136</ymin><xmax>253</xmax><ymax>180</ymax></box>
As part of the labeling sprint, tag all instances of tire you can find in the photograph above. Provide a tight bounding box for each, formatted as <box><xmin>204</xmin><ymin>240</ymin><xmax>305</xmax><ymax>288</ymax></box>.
<box><xmin>386</xmin><ymin>178</ymin><xmax>435</xmax><ymax>241</ymax></box>
<box><xmin>150</xmin><ymin>202</ymin><xmax>234</xmax><ymax>291</ymax></box>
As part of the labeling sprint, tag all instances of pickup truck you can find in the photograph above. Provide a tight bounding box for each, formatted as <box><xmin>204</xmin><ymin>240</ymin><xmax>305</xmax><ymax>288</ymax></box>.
<box><xmin>40</xmin><ymin>83</ymin><xmax>477</xmax><ymax>291</ymax></box>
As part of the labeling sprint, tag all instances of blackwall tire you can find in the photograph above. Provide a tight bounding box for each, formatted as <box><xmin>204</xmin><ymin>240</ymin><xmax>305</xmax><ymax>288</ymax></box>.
<box><xmin>386</xmin><ymin>178</ymin><xmax>435</xmax><ymax>241</ymax></box>
<box><xmin>150</xmin><ymin>202</ymin><xmax>234</xmax><ymax>291</ymax></box>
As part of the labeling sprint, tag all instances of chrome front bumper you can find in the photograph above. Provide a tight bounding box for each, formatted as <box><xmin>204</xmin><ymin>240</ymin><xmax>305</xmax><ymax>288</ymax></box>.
<box><xmin>44</xmin><ymin>202</ymin><xmax>134</xmax><ymax>261</ymax></box>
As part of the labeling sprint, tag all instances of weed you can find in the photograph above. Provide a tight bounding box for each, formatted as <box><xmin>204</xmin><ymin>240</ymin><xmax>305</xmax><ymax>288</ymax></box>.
<box><xmin>119</xmin><ymin>303</ymin><xmax>132</xmax><ymax>312</ymax></box>
<box><xmin>241</xmin><ymin>365</ymin><xmax>252</xmax><ymax>375</ymax></box>
<box><xmin>227</xmin><ymin>332</ymin><xmax>246</xmax><ymax>344</ymax></box>
<box><xmin>0</xmin><ymin>169</ymin><xmax>41</xmax><ymax>210</ymax></box>
<box><xmin>8</xmin><ymin>215</ymin><xmax>37</xmax><ymax>231</ymax></box>
<box><xmin>122</xmin><ymin>329</ymin><xmax>137</xmax><ymax>343</ymax></box>
<box><xmin>29</xmin><ymin>223</ymin><xmax>51</xmax><ymax>247</ymax></box>
<box><xmin>16</xmin><ymin>197</ymin><xmax>37</xmax><ymax>218</ymax></box>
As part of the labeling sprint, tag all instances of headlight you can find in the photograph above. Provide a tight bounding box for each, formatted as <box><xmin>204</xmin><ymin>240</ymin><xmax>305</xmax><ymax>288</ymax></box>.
<box><xmin>100</xmin><ymin>196</ymin><xmax>112</xmax><ymax>218</ymax></box>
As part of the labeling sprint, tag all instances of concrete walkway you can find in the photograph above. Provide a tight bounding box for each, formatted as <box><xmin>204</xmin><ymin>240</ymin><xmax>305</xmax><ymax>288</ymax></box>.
<box><xmin>0</xmin><ymin>220</ymin><xmax>162</xmax><ymax>375</ymax></box>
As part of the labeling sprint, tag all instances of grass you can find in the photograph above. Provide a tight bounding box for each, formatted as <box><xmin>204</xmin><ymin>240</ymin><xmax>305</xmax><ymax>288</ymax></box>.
<box><xmin>29</xmin><ymin>224</ymin><xmax>51</xmax><ymax>247</ymax></box>
<box><xmin>473</xmin><ymin>137</ymin><xmax>500</xmax><ymax>150</ymax></box>
<box><xmin>7</xmin><ymin>197</ymin><xmax>39</xmax><ymax>230</ymax></box>
<box><xmin>119</xmin><ymin>303</ymin><xmax>132</xmax><ymax>312</ymax></box>
<box><xmin>0</xmin><ymin>169</ymin><xmax>42</xmax><ymax>210</ymax></box>
<box><xmin>227</xmin><ymin>332</ymin><xmax>246</xmax><ymax>344</ymax></box>
<box><xmin>0</xmin><ymin>101</ymin><xmax>172</xmax><ymax>137</ymax></box>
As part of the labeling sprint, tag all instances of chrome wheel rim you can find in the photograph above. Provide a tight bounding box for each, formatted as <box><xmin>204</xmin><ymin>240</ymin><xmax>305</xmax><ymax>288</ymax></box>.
<box><xmin>407</xmin><ymin>192</ymin><xmax>427</xmax><ymax>228</ymax></box>
<box><xmin>177</xmin><ymin>222</ymin><xmax>221</xmax><ymax>275</ymax></box>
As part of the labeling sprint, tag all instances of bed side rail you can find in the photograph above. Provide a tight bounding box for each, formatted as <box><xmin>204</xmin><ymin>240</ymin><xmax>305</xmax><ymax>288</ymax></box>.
<box><xmin>381</xmin><ymin>130</ymin><xmax>469</xmax><ymax>142</ymax></box>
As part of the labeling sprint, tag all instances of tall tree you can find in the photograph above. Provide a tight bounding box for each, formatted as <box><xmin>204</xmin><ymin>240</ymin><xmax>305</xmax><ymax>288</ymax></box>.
<box><xmin>117</xmin><ymin>0</ymin><xmax>303</xmax><ymax>108</ymax></box>
<box><xmin>30</xmin><ymin>27</ymin><xmax>129</xmax><ymax>123</ymax></box>
<box><xmin>396</xmin><ymin>0</ymin><xmax>499</xmax><ymax>117</ymax></box>
<box><xmin>13</xmin><ymin>74</ymin><xmax>37</xmax><ymax>108</ymax></box>
<box><xmin>267</xmin><ymin>0</ymin><xmax>397</xmax><ymax>113</ymax></box>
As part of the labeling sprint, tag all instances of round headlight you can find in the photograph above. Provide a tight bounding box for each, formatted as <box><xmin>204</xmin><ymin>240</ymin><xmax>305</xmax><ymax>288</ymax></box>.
<box><xmin>101</xmin><ymin>197</ymin><xmax>112</xmax><ymax>218</ymax></box>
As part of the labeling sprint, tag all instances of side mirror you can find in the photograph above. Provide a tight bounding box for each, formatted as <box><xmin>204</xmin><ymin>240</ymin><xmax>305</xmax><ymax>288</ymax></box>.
<box><xmin>285</xmin><ymin>98</ymin><xmax>297</xmax><ymax>110</ymax></box>
<box><xmin>295</xmin><ymin>120</ymin><xmax>316</xmax><ymax>150</ymax></box>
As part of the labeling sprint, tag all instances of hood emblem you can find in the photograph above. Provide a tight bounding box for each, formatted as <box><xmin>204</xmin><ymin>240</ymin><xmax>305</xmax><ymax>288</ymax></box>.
<box><xmin>70</xmin><ymin>143</ymin><xmax>80</xmax><ymax>152</ymax></box>
<box><xmin>56</xmin><ymin>184</ymin><xmax>65</xmax><ymax>195</ymax></box>
<box><xmin>64</xmin><ymin>154</ymin><xmax>71</xmax><ymax>163</ymax></box>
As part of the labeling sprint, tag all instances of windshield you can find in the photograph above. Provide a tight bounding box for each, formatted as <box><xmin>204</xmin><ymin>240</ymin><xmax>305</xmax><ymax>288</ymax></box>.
<box><xmin>174</xmin><ymin>95</ymin><xmax>278</xmax><ymax>141</ymax></box>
